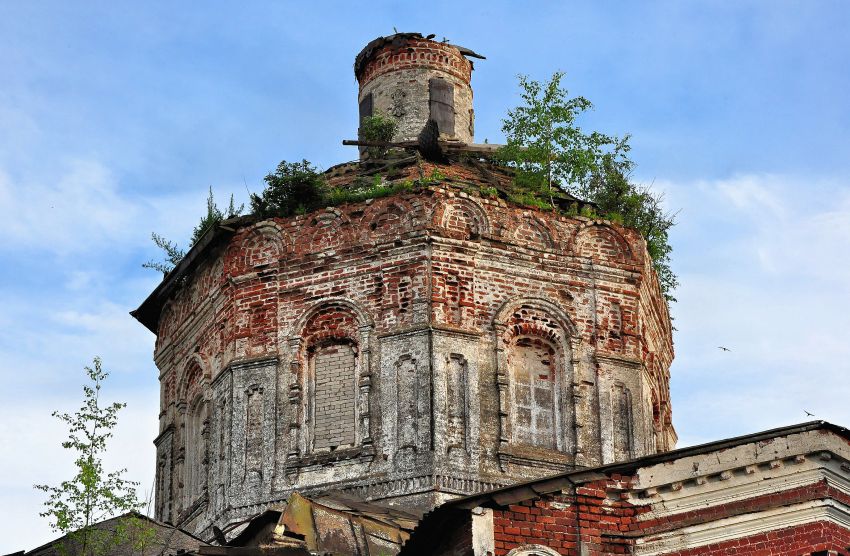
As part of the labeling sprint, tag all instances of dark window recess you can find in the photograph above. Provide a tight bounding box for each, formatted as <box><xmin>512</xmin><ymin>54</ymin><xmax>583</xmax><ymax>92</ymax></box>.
<box><xmin>429</xmin><ymin>78</ymin><xmax>455</xmax><ymax>136</ymax></box>
<box><xmin>359</xmin><ymin>93</ymin><xmax>373</xmax><ymax>122</ymax></box>
<box><xmin>358</xmin><ymin>93</ymin><xmax>373</xmax><ymax>155</ymax></box>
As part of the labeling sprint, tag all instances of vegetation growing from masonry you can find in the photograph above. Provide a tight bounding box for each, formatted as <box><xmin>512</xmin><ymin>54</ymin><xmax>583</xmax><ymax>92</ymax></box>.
<box><xmin>144</xmin><ymin>187</ymin><xmax>243</xmax><ymax>275</ymax></box>
<box><xmin>359</xmin><ymin>112</ymin><xmax>398</xmax><ymax>158</ymax></box>
<box><xmin>496</xmin><ymin>72</ymin><xmax>678</xmax><ymax>301</ymax></box>
<box><xmin>34</xmin><ymin>357</ymin><xmax>154</xmax><ymax>556</ymax></box>
<box><xmin>250</xmin><ymin>159</ymin><xmax>328</xmax><ymax>217</ymax></box>
<box><xmin>143</xmin><ymin>77</ymin><xmax>675</xmax><ymax>303</ymax></box>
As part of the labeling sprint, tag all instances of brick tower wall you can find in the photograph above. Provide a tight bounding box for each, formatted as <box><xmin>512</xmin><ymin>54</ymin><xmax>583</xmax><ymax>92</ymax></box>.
<box><xmin>356</xmin><ymin>35</ymin><xmax>475</xmax><ymax>145</ymax></box>
<box><xmin>149</xmin><ymin>168</ymin><xmax>675</xmax><ymax>537</ymax></box>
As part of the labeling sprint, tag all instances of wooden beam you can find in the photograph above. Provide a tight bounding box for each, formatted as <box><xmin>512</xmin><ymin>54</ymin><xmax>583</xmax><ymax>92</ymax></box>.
<box><xmin>342</xmin><ymin>139</ymin><xmax>418</xmax><ymax>148</ymax></box>
<box><xmin>442</xmin><ymin>142</ymin><xmax>504</xmax><ymax>153</ymax></box>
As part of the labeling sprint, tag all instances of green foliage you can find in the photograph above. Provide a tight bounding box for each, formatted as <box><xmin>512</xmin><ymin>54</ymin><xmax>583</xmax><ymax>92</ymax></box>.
<box><xmin>507</xmin><ymin>192</ymin><xmax>552</xmax><ymax>210</ymax></box>
<box><xmin>144</xmin><ymin>188</ymin><xmax>243</xmax><ymax>275</ymax></box>
<box><xmin>326</xmin><ymin>177</ymin><xmax>415</xmax><ymax>205</ymax></box>
<box><xmin>480</xmin><ymin>186</ymin><xmax>498</xmax><ymax>198</ymax></box>
<box><xmin>191</xmin><ymin>187</ymin><xmax>243</xmax><ymax>245</ymax></box>
<box><xmin>142</xmin><ymin>233</ymin><xmax>185</xmax><ymax>275</ymax></box>
<box><xmin>34</xmin><ymin>358</ymin><xmax>144</xmax><ymax>556</ymax></box>
<box><xmin>496</xmin><ymin>72</ymin><xmax>615</xmax><ymax>194</ymax></box>
<box><xmin>429</xmin><ymin>167</ymin><xmax>446</xmax><ymax>181</ymax></box>
<box><xmin>360</xmin><ymin>112</ymin><xmax>398</xmax><ymax>158</ymax></box>
<box><xmin>498</xmin><ymin>72</ymin><xmax>678</xmax><ymax>302</ymax></box>
<box><xmin>250</xmin><ymin>159</ymin><xmax>327</xmax><ymax>218</ymax></box>
<box><xmin>584</xmin><ymin>154</ymin><xmax>679</xmax><ymax>299</ymax></box>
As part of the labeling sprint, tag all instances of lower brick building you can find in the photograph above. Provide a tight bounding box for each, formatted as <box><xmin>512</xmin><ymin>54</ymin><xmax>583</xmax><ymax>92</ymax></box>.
<box><xmin>399</xmin><ymin>421</ymin><xmax>850</xmax><ymax>556</ymax></box>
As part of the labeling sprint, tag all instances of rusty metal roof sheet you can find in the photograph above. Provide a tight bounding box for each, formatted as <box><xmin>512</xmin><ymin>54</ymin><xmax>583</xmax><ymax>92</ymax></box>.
<box><xmin>226</xmin><ymin>492</ymin><xmax>418</xmax><ymax>556</ymax></box>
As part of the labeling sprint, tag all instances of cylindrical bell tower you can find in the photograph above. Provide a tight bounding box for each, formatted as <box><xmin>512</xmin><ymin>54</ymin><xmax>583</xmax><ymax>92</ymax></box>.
<box><xmin>354</xmin><ymin>33</ymin><xmax>483</xmax><ymax>152</ymax></box>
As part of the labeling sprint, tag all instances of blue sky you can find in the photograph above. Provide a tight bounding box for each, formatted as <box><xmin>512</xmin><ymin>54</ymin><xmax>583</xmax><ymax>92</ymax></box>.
<box><xmin>1</xmin><ymin>1</ymin><xmax>848</xmax><ymax>550</ymax></box>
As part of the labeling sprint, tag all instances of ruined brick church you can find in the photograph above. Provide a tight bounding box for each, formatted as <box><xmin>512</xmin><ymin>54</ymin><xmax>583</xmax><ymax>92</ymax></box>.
<box><xmin>133</xmin><ymin>34</ymin><xmax>850</xmax><ymax>555</ymax></box>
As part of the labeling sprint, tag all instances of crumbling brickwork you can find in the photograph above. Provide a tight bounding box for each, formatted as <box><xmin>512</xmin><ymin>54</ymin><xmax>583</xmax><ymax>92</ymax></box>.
<box><xmin>144</xmin><ymin>167</ymin><xmax>674</xmax><ymax>537</ymax></box>
<box><xmin>487</xmin><ymin>484</ymin><xmax>850</xmax><ymax>556</ymax></box>
<box><xmin>136</xmin><ymin>33</ymin><xmax>675</xmax><ymax>539</ymax></box>
<box><xmin>356</xmin><ymin>34</ymin><xmax>477</xmax><ymax>146</ymax></box>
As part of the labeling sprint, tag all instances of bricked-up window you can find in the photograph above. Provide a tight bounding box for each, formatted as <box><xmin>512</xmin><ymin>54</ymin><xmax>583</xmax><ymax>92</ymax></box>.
<box><xmin>613</xmin><ymin>382</ymin><xmax>634</xmax><ymax>461</ymax></box>
<box><xmin>429</xmin><ymin>78</ymin><xmax>455</xmax><ymax>135</ymax></box>
<box><xmin>311</xmin><ymin>341</ymin><xmax>357</xmax><ymax>451</ymax></box>
<box><xmin>185</xmin><ymin>397</ymin><xmax>207</xmax><ymax>504</ymax></box>
<box><xmin>296</xmin><ymin>301</ymin><xmax>373</xmax><ymax>457</ymax></box>
<box><xmin>509</xmin><ymin>337</ymin><xmax>558</xmax><ymax>449</ymax></box>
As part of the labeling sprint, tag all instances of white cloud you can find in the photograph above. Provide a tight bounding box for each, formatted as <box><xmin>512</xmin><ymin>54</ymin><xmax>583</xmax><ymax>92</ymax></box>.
<box><xmin>0</xmin><ymin>158</ymin><xmax>244</xmax><ymax>261</ymax></box>
<box><xmin>0</xmin><ymin>160</ymin><xmax>140</xmax><ymax>255</ymax></box>
<box><xmin>657</xmin><ymin>173</ymin><xmax>850</xmax><ymax>446</ymax></box>
<box><xmin>715</xmin><ymin>174</ymin><xmax>788</xmax><ymax>217</ymax></box>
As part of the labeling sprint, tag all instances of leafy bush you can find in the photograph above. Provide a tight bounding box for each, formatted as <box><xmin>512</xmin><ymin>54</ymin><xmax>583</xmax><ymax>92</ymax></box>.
<box><xmin>583</xmin><ymin>153</ymin><xmax>678</xmax><ymax>298</ymax></box>
<box><xmin>360</xmin><ymin>113</ymin><xmax>398</xmax><ymax>158</ymax></box>
<box><xmin>250</xmin><ymin>159</ymin><xmax>327</xmax><ymax>218</ymax></box>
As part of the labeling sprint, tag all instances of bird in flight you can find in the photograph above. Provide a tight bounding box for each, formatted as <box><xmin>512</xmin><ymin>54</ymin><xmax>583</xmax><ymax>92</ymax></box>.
<box><xmin>804</xmin><ymin>410</ymin><xmax>815</xmax><ymax>417</ymax></box>
<box><xmin>718</xmin><ymin>346</ymin><xmax>731</xmax><ymax>352</ymax></box>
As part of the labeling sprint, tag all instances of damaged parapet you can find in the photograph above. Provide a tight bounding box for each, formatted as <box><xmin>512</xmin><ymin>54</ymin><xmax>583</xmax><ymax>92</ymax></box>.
<box><xmin>354</xmin><ymin>33</ymin><xmax>485</xmax><ymax>152</ymax></box>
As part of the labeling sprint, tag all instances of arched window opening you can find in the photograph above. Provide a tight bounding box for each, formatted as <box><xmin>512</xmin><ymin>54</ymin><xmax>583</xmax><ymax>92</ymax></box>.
<box><xmin>506</xmin><ymin>545</ymin><xmax>562</xmax><ymax>556</ymax></box>
<box><xmin>289</xmin><ymin>299</ymin><xmax>374</xmax><ymax>463</ymax></box>
<box><xmin>494</xmin><ymin>299</ymin><xmax>578</xmax><ymax>464</ymax></box>
<box><xmin>508</xmin><ymin>336</ymin><xmax>560</xmax><ymax>450</ymax></box>
<box><xmin>185</xmin><ymin>396</ymin><xmax>208</xmax><ymax>504</ymax></box>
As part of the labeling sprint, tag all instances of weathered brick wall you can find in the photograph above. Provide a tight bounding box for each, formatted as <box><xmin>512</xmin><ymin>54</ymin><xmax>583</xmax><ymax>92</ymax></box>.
<box><xmin>490</xmin><ymin>477</ymin><xmax>637</xmax><ymax>556</ymax></box>
<box><xmin>356</xmin><ymin>37</ymin><xmax>473</xmax><ymax>88</ymax></box>
<box><xmin>357</xmin><ymin>35</ymin><xmax>475</xmax><ymax>144</ymax></box>
<box><xmin>398</xmin><ymin>426</ymin><xmax>850</xmax><ymax>555</ymax></box>
<box><xmin>487</xmin><ymin>476</ymin><xmax>850</xmax><ymax>555</ymax></box>
<box><xmin>150</xmin><ymin>170</ymin><xmax>674</xmax><ymax>535</ymax></box>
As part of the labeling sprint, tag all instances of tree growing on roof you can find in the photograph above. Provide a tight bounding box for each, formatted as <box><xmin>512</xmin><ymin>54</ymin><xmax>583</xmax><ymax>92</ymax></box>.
<box><xmin>143</xmin><ymin>187</ymin><xmax>243</xmax><ymax>275</ymax></box>
<box><xmin>249</xmin><ymin>159</ymin><xmax>327</xmax><ymax>217</ymax></box>
<box><xmin>498</xmin><ymin>72</ymin><xmax>678</xmax><ymax>301</ymax></box>
<box><xmin>34</xmin><ymin>357</ymin><xmax>150</xmax><ymax>555</ymax></box>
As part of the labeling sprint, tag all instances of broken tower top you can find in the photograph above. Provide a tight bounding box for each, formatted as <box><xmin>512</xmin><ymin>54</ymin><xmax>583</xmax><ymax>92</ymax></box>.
<box><xmin>355</xmin><ymin>33</ymin><xmax>485</xmax><ymax>151</ymax></box>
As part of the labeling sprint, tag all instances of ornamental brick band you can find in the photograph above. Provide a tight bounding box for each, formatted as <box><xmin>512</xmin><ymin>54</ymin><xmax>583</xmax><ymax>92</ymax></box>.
<box><xmin>355</xmin><ymin>38</ymin><xmax>473</xmax><ymax>87</ymax></box>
